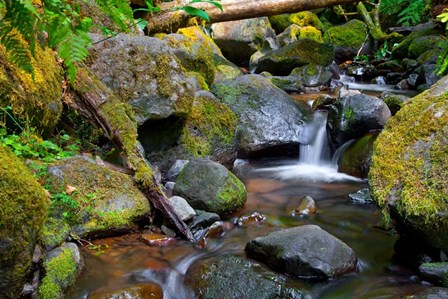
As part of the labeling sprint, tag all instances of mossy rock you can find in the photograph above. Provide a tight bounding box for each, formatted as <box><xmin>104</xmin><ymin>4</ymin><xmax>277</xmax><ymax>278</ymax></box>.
<box><xmin>338</xmin><ymin>132</ymin><xmax>379</xmax><ymax>178</ymax></box>
<box><xmin>173</xmin><ymin>158</ymin><xmax>246</xmax><ymax>215</ymax></box>
<box><xmin>254</xmin><ymin>39</ymin><xmax>334</xmax><ymax>75</ymax></box>
<box><xmin>408</xmin><ymin>35</ymin><xmax>443</xmax><ymax>59</ymax></box>
<box><xmin>298</xmin><ymin>26</ymin><xmax>323</xmax><ymax>43</ymax></box>
<box><xmin>139</xmin><ymin>91</ymin><xmax>238</xmax><ymax>174</ymax></box>
<box><xmin>38</xmin><ymin>243</ymin><xmax>83</xmax><ymax>299</ymax></box>
<box><xmin>381</xmin><ymin>92</ymin><xmax>410</xmax><ymax>116</ymax></box>
<box><xmin>369</xmin><ymin>76</ymin><xmax>448</xmax><ymax>252</ymax></box>
<box><xmin>268</xmin><ymin>14</ymin><xmax>292</xmax><ymax>34</ymax></box>
<box><xmin>290</xmin><ymin>64</ymin><xmax>332</xmax><ymax>87</ymax></box>
<box><xmin>0</xmin><ymin>44</ymin><xmax>63</xmax><ymax>136</ymax></box>
<box><xmin>323</xmin><ymin>19</ymin><xmax>368</xmax><ymax>63</ymax></box>
<box><xmin>86</xmin><ymin>34</ymin><xmax>194</xmax><ymax>125</ymax></box>
<box><xmin>43</xmin><ymin>156</ymin><xmax>151</xmax><ymax>239</ymax></box>
<box><xmin>289</xmin><ymin>11</ymin><xmax>325</xmax><ymax>32</ymax></box>
<box><xmin>277</xmin><ymin>24</ymin><xmax>301</xmax><ymax>47</ymax></box>
<box><xmin>0</xmin><ymin>145</ymin><xmax>48</xmax><ymax>298</ymax></box>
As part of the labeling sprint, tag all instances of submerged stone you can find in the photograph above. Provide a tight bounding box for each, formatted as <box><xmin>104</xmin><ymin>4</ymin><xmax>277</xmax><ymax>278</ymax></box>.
<box><xmin>245</xmin><ymin>225</ymin><xmax>357</xmax><ymax>279</ymax></box>
<box><xmin>88</xmin><ymin>283</ymin><xmax>163</xmax><ymax>299</ymax></box>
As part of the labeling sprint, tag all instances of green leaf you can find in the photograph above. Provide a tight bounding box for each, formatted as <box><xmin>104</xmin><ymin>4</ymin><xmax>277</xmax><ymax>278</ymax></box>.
<box><xmin>181</xmin><ymin>6</ymin><xmax>210</xmax><ymax>22</ymax></box>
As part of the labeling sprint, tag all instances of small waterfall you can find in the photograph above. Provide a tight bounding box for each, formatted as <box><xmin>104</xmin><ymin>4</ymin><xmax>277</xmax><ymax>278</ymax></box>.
<box><xmin>299</xmin><ymin>110</ymin><xmax>331</xmax><ymax>165</ymax></box>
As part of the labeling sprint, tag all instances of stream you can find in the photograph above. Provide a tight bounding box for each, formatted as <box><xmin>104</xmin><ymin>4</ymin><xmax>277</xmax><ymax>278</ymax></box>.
<box><xmin>67</xmin><ymin>90</ymin><xmax>429</xmax><ymax>298</ymax></box>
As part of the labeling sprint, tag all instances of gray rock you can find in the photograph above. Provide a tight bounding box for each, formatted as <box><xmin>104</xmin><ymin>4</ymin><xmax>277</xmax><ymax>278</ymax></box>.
<box><xmin>185</xmin><ymin>255</ymin><xmax>306</xmax><ymax>299</ymax></box>
<box><xmin>212</xmin><ymin>74</ymin><xmax>308</xmax><ymax>158</ymax></box>
<box><xmin>277</xmin><ymin>24</ymin><xmax>301</xmax><ymax>47</ymax></box>
<box><xmin>245</xmin><ymin>225</ymin><xmax>357</xmax><ymax>279</ymax></box>
<box><xmin>164</xmin><ymin>181</ymin><xmax>176</xmax><ymax>198</ymax></box>
<box><xmin>291</xmin><ymin>64</ymin><xmax>333</xmax><ymax>87</ymax></box>
<box><xmin>87</xmin><ymin>34</ymin><xmax>194</xmax><ymax>125</ymax></box>
<box><xmin>327</xmin><ymin>94</ymin><xmax>391</xmax><ymax>151</ymax></box>
<box><xmin>410</xmin><ymin>287</ymin><xmax>448</xmax><ymax>299</ymax></box>
<box><xmin>419</xmin><ymin>262</ymin><xmax>448</xmax><ymax>285</ymax></box>
<box><xmin>173</xmin><ymin>158</ymin><xmax>246</xmax><ymax>215</ymax></box>
<box><xmin>211</xmin><ymin>17</ymin><xmax>278</xmax><ymax>66</ymax></box>
<box><xmin>348</xmin><ymin>188</ymin><xmax>373</xmax><ymax>204</ymax></box>
<box><xmin>166</xmin><ymin>160</ymin><xmax>189</xmax><ymax>182</ymax></box>
<box><xmin>189</xmin><ymin>210</ymin><xmax>221</xmax><ymax>232</ymax></box>
<box><xmin>254</xmin><ymin>39</ymin><xmax>334</xmax><ymax>75</ymax></box>
<box><xmin>168</xmin><ymin>196</ymin><xmax>196</xmax><ymax>221</ymax></box>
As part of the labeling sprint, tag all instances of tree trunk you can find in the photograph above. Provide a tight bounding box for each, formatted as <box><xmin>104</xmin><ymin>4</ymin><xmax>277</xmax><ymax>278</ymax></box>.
<box><xmin>69</xmin><ymin>68</ymin><xmax>195</xmax><ymax>242</ymax></box>
<box><xmin>144</xmin><ymin>0</ymin><xmax>360</xmax><ymax>33</ymax></box>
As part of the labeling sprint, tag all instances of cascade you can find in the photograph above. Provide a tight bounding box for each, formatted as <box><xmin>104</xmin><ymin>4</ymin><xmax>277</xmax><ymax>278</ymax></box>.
<box><xmin>299</xmin><ymin>110</ymin><xmax>331</xmax><ymax>165</ymax></box>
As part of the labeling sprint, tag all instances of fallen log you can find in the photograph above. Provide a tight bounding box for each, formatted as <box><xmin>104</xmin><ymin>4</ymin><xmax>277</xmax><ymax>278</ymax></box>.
<box><xmin>144</xmin><ymin>0</ymin><xmax>360</xmax><ymax>33</ymax></box>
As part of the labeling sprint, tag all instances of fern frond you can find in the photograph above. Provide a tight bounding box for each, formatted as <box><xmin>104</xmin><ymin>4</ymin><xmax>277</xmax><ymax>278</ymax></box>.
<box><xmin>0</xmin><ymin>21</ymin><xmax>34</xmax><ymax>75</ymax></box>
<box><xmin>95</xmin><ymin>0</ymin><xmax>135</xmax><ymax>32</ymax></box>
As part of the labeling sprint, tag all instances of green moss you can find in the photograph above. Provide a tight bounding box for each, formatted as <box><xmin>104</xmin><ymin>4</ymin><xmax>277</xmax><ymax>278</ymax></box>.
<box><xmin>187</xmin><ymin>71</ymin><xmax>210</xmax><ymax>91</ymax></box>
<box><xmin>369</xmin><ymin>78</ymin><xmax>448</xmax><ymax>250</ymax></box>
<box><xmin>343</xmin><ymin>106</ymin><xmax>355</xmax><ymax>122</ymax></box>
<box><xmin>0</xmin><ymin>145</ymin><xmax>48</xmax><ymax>298</ymax></box>
<box><xmin>339</xmin><ymin>133</ymin><xmax>378</xmax><ymax>178</ymax></box>
<box><xmin>40</xmin><ymin>218</ymin><xmax>71</xmax><ymax>250</ymax></box>
<box><xmin>181</xmin><ymin>94</ymin><xmax>237</xmax><ymax>156</ymax></box>
<box><xmin>216</xmin><ymin>171</ymin><xmax>247</xmax><ymax>213</ymax></box>
<box><xmin>0</xmin><ymin>43</ymin><xmax>63</xmax><ymax>135</ymax></box>
<box><xmin>299</xmin><ymin>26</ymin><xmax>323</xmax><ymax>43</ymax></box>
<box><xmin>382</xmin><ymin>94</ymin><xmax>408</xmax><ymax>115</ymax></box>
<box><xmin>323</xmin><ymin>19</ymin><xmax>368</xmax><ymax>49</ymax></box>
<box><xmin>289</xmin><ymin>11</ymin><xmax>325</xmax><ymax>32</ymax></box>
<box><xmin>268</xmin><ymin>14</ymin><xmax>292</xmax><ymax>33</ymax></box>
<box><xmin>38</xmin><ymin>247</ymin><xmax>78</xmax><ymax>299</ymax></box>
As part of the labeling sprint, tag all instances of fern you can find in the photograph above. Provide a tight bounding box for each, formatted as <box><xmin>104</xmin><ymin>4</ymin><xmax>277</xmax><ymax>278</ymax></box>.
<box><xmin>380</xmin><ymin>0</ymin><xmax>426</xmax><ymax>26</ymax></box>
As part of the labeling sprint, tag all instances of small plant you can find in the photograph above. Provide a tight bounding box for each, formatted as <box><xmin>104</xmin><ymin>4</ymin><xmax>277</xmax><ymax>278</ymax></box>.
<box><xmin>436</xmin><ymin>9</ymin><xmax>448</xmax><ymax>75</ymax></box>
<box><xmin>50</xmin><ymin>191</ymin><xmax>80</xmax><ymax>222</ymax></box>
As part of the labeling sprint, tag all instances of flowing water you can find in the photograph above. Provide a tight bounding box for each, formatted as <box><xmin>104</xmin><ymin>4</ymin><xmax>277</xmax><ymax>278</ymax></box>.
<box><xmin>67</xmin><ymin>97</ymin><xmax>430</xmax><ymax>298</ymax></box>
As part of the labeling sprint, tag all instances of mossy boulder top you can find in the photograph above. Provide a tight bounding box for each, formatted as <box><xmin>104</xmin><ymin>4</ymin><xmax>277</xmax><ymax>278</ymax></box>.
<box><xmin>86</xmin><ymin>33</ymin><xmax>194</xmax><ymax>125</ymax></box>
<box><xmin>173</xmin><ymin>158</ymin><xmax>246</xmax><ymax>215</ymax></box>
<box><xmin>323</xmin><ymin>19</ymin><xmax>368</xmax><ymax>63</ymax></box>
<box><xmin>253</xmin><ymin>39</ymin><xmax>334</xmax><ymax>75</ymax></box>
<box><xmin>245</xmin><ymin>225</ymin><xmax>357</xmax><ymax>279</ymax></box>
<box><xmin>211</xmin><ymin>74</ymin><xmax>308</xmax><ymax>158</ymax></box>
<box><xmin>369</xmin><ymin>75</ymin><xmax>448</xmax><ymax>252</ymax></box>
<box><xmin>139</xmin><ymin>90</ymin><xmax>238</xmax><ymax>174</ymax></box>
<box><xmin>43</xmin><ymin>156</ymin><xmax>151</xmax><ymax>240</ymax></box>
<box><xmin>327</xmin><ymin>94</ymin><xmax>391</xmax><ymax>151</ymax></box>
<box><xmin>0</xmin><ymin>44</ymin><xmax>63</xmax><ymax>135</ymax></box>
<box><xmin>0</xmin><ymin>145</ymin><xmax>48</xmax><ymax>298</ymax></box>
<box><xmin>211</xmin><ymin>17</ymin><xmax>278</xmax><ymax>66</ymax></box>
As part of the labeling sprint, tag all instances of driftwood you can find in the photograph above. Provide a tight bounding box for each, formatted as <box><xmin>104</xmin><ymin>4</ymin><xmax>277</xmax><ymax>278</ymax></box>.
<box><xmin>143</xmin><ymin>0</ymin><xmax>360</xmax><ymax>33</ymax></box>
<box><xmin>69</xmin><ymin>68</ymin><xmax>195</xmax><ymax>242</ymax></box>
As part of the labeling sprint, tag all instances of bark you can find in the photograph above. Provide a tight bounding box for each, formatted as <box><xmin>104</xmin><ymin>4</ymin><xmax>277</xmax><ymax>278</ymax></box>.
<box><xmin>144</xmin><ymin>0</ymin><xmax>360</xmax><ymax>33</ymax></box>
<box><xmin>69</xmin><ymin>68</ymin><xmax>195</xmax><ymax>242</ymax></box>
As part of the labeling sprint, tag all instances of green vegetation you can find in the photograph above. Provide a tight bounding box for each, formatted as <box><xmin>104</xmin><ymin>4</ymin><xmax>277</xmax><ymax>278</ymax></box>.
<box><xmin>380</xmin><ymin>0</ymin><xmax>427</xmax><ymax>27</ymax></box>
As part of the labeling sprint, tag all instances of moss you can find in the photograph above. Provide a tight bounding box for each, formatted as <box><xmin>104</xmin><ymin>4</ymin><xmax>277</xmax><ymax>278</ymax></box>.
<box><xmin>187</xmin><ymin>71</ymin><xmax>210</xmax><ymax>91</ymax></box>
<box><xmin>216</xmin><ymin>171</ymin><xmax>247</xmax><ymax>213</ymax></box>
<box><xmin>369</xmin><ymin>78</ymin><xmax>448</xmax><ymax>250</ymax></box>
<box><xmin>0</xmin><ymin>145</ymin><xmax>48</xmax><ymax>298</ymax></box>
<box><xmin>40</xmin><ymin>218</ymin><xmax>71</xmax><ymax>250</ymax></box>
<box><xmin>289</xmin><ymin>11</ymin><xmax>325</xmax><ymax>32</ymax></box>
<box><xmin>299</xmin><ymin>26</ymin><xmax>323</xmax><ymax>43</ymax></box>
<box><xmin>339</xmin><ymin>133</ymin><xmax>378</xmax><ymax>178</ymax></box>
<box><xmin>38</xmin><ymin>247</ymin><xmax>78</xmax><ymax>299</ymax></box>
<box><xmin>323</xmin><ymin>19</ymin><xmax>367</xmax><ymax>49</ymax></box>
<box><xmin>382</xmin><ymin>94</ymin><xmax>408</xmax><ymax>116</ymax></box>
<box><xmin>0</xmin><ymin>42</ymin><xmax>63</xmax><ymax>135</ymax></box>
<box><xmin>408</xmin><ymin>35</ymin><xmax>443</xmax><ymax>59</ymax></box>
<box><xmin>268</xmin><ymin>14</ymin><xmax>292</xmax><ymax>33</ymax></box>
<box><xmin>181</xmin><ymin>93</ymin><xmax>237</xmax><ymax>157</ymax></box>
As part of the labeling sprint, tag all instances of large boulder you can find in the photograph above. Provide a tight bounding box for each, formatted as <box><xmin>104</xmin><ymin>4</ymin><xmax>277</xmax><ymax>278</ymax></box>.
<box><xmin>211</xmin><ymin>17</ymin><xmax>278</xmax><ymax>66</ymax></box>
<box><xmin>253</xmin><ymin>39</ymin><xmax>334</xmax><ymax>75</ymax></box>
<box><xmin>86</xmin><ymin>33</ymin><xmax>194</xmax><ymax>125</ymax></box>
<box><xmin>139</xmin><ymin>90</ymin><xmax>238</xmax><ymax>174</ymax></box>
<box><xmin>369</xmin><ymin>76</ymin><xmax>448</xmax><ymax>252</ymax></box>
<box><xmin>245</xmin><ymin>225</ymin><xmax>357</xmax><ymax>279</ymax></box>
<box><xmin>163</xmin><ymin>26</ymin><xmax>242</xmax><ymax>87</ymax></box>
<box><xmin>185</xmin><ymin>255</ymin><xmax>306</xmax><ymax>299</ymax></box>
<box><xmin>327</xmin><ymin>94</ymin><xmax>391</xmax><ymax>151</ymax></box>
<box><xmin>43</xmin><ymin>156</ymin><xmax>151</xmax><ymax>240</ymax></box>
<box><xmin>211</xmin><ymin>74</ymin><xmax>308</xmax><ymax>158</ymax></box>
<box><xmin>0</xmin><ymin>45</ymin><xmax>63</xmax><ymax>135</ymax></box>
<box><xmin>0</xmin><ymin>145</ymin><xmax>48</xmax><ymax>298</ymax></box>
<box><xmin>173</xmin><ymin>158</ymin><xmax>246</xmax><ymax>215</ymax></box>
<box><xmin>323</xmin><ymin>19</ymin><xmax>369</xmax><ymax>63</ymax></box>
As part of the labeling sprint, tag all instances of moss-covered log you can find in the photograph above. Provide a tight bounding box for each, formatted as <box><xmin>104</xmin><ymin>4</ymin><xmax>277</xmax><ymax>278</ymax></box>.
<box><xmin>70</xmin><ymin>68</ymin><xmax>194</xmax><ymax>241</ymax></box>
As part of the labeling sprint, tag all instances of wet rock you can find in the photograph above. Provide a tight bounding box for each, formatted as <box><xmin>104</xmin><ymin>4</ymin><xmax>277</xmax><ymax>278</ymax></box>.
<box><xmin>253</xmin><ymin>39</ymin><xmax>334</xmax><ymax>75</ymax></box>
<box><xmin>293</xmin><ymin>196</ymin><xmax>317</xmax><ymax>215</ymax></box>
<box><xmin>211</xmin><ymin>17</ymin><xmax>278</xmax><ymax>66</ymax></box>
<box><xmin>0</xmin><ymin>145</ymin><xmax>48</xmax><ymax>299</ymax></box>
<box><xmin>290</xmin><ymin>64</ymin><xmax>333</xmax><ymax>87</ymax></box>
<box><xmin>408</xmin><ymin>35</ymin><xmax>443</xmax><ymax>59</ymax></box>
<box><xmin>163</xmin><ymin>181</ymin><xmax>175</xmax><ymax>198</ymax></box>
<box><xmin>245</xmin><ymin>225</ymin><xmax>357</xmax><ymax>279</ymax></box>
<box><xmin>173</xmin><ymin>158</ymin><xmax>246</xmax><ymax>215</ymax></box>
<box><xmin>212</xmin><ymin>74</ymin><xmax>307</xmax><ymax>158</ymax></box>
<box><xmin>410</xmin><ymin>287</ymin><xmax>448</xmax><ymax>298</ymax></box>
<box><xmin>265</xmin><ymin>74</ymin><xmax>305</xmax><ymax>93</ymax></box>
<box><xmin>185</xmin><ymin>255</ymin><xmax>306</xmax><ymax>299</ymax></box>
<box><xmin>87</xmin><ymin>34</ymin><xmax>194</xmax><ymax>125</ymax></box>
<box><xmin>338</xmin><ymin>132</ymin><xmax>379</xmax><ymax>178</ymax></box>
<box><xmin>140</xmin><ymin>233</ymin><xmax>176</xmax><ymax>247</ymax></box>
<box><xmin>311</xmin><ymin>94</ymin><xmax>337</xmax><ymax>111</ymax></box>
<box><xmin>369</xmin><ymin>76</ymin><xmax>448</xmax><ymax>252</ymax></box>
<box><xmin>44</xmin><ymin>156</ymin><xmax>151</xmax><ymax>239</ymax></box>
<box><xmin>277</xmin><ymin>24</ymin><xmax>301</xmax><ymax>47</ymax></box>
<box><xmin>381</xmin><ymin>92</ymin><xmax>410</xmax><ymax>116</ymax></box>
<box><xmin>419</xmin><ymin>262</ymin><xmax>448</xmax><ymax>285</ymax></box>
<box><xmin>166</xmin><ymin>160</ymin><xmax>189</xmax><ymax>182</ymax></box>
<box><xmin>236</xmin><ymin>212</ymin><xmax>267</xmax><ymax>226</ymax></box>
<box><xmin>88</xmin><ymin>283</ymin><xmax>163</xmax><ymax>299</ymax></box>
<box><xmin>327</xmin><ymin>94</ymin><xmax>391</xmax><ymax>151</ymax></box>
<box><xmin>417</xmin><ymin>63</ymin><xmax>441</xmax><ymax>90</ymax></box>
<box><xmin>168</xmin><ymin>196</ymin><xmax>196</xmax><ymax>221</ymax></box>
<box><xmin>348</xmin><ymin>188</ymin><xmax>373</xmax><ymax>204</ymax></box>
<box><xmin>189</xmin><ymin>210</ymin><xmax>221</xmax><ymax>232</ymax></box>
<box><xmin>323</xmin><ymin>20</ymin><xmax>369</xmax><ymax>63</ymax></box>
<box><xmin>38</xmin><ymin>243</ymin><xmax>84</xmax><ymax>298</ymax></box>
